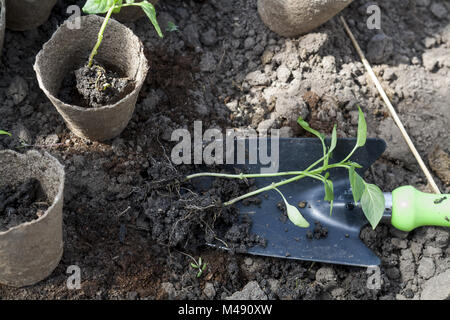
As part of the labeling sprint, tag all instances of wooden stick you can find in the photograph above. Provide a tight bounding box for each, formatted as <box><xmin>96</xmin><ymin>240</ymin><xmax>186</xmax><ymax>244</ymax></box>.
<box><xmin>340</xmin><ymin>16</ymin><xmax>441</xmax><ymax>194</ymax></box>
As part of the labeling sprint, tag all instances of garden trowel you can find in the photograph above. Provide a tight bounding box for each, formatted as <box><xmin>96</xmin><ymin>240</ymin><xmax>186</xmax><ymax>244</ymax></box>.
<box><xmin>209</xmin><ymin>138</ymin><xmax>450</xmax><ymax>267</ymax></box>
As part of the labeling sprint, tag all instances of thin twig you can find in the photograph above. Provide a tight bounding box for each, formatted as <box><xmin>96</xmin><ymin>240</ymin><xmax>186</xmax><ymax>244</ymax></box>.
<box><xmin>340</xmin><ymin>16</ymin><xmax>441</xmax><ymax>194</ymax></box>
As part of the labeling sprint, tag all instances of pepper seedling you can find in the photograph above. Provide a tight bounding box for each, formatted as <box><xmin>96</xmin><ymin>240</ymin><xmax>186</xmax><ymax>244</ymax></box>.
<box><xmin>82</xmin><ymin>0</ymin><xmax>163</xmax><ymax>68</ymax></box>
<box><xmin>186</xmin><ymin>107</ymin><xmax>386</xmax><ymax>230</ymax></box>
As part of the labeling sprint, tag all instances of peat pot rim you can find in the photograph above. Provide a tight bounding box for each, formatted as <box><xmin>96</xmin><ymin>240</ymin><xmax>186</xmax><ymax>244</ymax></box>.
<box><xmin>0</xmin><ymin>150</ymin><xmax>65</xmax><ymax>236</ymax></box>
<box><xmin>33</xmin><ymin>15</ymin><xmax>148</xmax><ymax>114</ymax></box>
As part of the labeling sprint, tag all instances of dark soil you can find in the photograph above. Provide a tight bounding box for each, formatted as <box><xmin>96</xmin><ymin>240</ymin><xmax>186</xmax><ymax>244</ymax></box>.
<box><xmin>307</xmin><ymin>221</ymin><xmax>329</xmax><ymax>240</ymax></box>
<box><xmin>140</xmin><ymin>163</ymin><xmax>266</xmax><ymax>251</ymax></box>
<box><xmin>0</xmin><ymin>178</ymin><xmax>49</xmax><ymax>232</ymax></box>
<box><xmin>59</xmin><ymin>63</ymin><xmax>135</xmax><ymax>108</ymax></box>
<box><xmin>0</xmin><ymin>0</ymin><xmax>448</xmax><ymax>301</ymax></box>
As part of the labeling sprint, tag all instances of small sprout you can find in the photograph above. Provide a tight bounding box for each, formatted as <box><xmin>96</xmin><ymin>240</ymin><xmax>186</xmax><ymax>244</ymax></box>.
<box><xmin>0</xmin><ymin>130</ymin><xmax>11</xmax><ymax>136</ymax></box>
<box><xmin>190</xmin><ymin>256</ymin><xmax>207</xmax><ymax>278</ymax></box>
<box><xmin>166</xmin><ymin>21</ymin><xmax>179</xmax><ymax>32</ymax></box>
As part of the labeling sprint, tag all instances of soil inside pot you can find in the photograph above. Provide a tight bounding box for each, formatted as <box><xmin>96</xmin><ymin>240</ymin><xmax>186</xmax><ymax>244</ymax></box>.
<box><xmin>0</xmin><ymin>178</ymin><xmax>49</xmax><ymax>232</ymax></box>
<box><xmin>59</xmin><ymin>62</ymin><xmax>136</xmax><ymax>109</ymax></box>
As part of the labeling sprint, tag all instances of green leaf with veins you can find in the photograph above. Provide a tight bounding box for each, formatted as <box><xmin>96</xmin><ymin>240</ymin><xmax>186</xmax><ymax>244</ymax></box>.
<box><xmin>361</xmin><ymin>183</ymin><xmax>385</xmax><ymax>229</ymax></box>
<box><xmin>356</xmin><ymin>106</ymin><xmax>367</xmax><ymax>148</ymax></box>
<box><xmin>349</xmin><ymin>165</ymin><xmax>365</xmax><ymax>203</ymax></box>
<box><xmin>83</xmin><ymin>0</ymin><xmax>117</xmax><ymax>14</ymax></box>
<box><xmin>136</xmin><ymin>1</ymin><xmax>163</xmax><ymax>37</ymax></box>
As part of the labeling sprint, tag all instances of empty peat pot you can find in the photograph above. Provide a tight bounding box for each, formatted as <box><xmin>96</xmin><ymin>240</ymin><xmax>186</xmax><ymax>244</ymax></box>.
<box><xmin>0</xmin><ymin>150</ymin><xmax>64</xmax><ymax>288</ymax></box>
<box><xmin>34</xmin><ymin>15</ymin><xmax>149</xmax><ymax>141</ymax></box>
<box><xmin>0</xmin><ymin>0</ymin><xmax>5</xmax><ymax>58</ymax></box>
<box><xmin>113</xmin><ymin>0</ymin><xmax>159</xmax><ymax>22</ymax></box>
<box><xmin>5</xmin><ymin>0</ymin><xmax>57</xmax><ymax>31</ymax></box>
<box><xmin>258</xmin><ymin>0</ymin><xmax>353</xmax><ymax>37</ymax></box>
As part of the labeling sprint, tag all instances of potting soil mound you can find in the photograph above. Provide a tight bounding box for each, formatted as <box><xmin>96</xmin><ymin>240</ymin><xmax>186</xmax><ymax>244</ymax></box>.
<box><xmin>59</xmin><ymin>63</ymin><xmax>135</xmax><ymax>108</ymax></box>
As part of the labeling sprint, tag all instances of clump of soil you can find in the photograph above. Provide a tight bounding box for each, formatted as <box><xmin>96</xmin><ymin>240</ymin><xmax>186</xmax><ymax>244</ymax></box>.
<box><xmin>0</xmin><ymin>178</ymin><xmax>49</xmax><ymax>232</ymax></box>
<box><xmin>140</xmin><ymin>161</ymin><xmax>266</xmax><ymax>251</ymax></box>
<box><xmin>306</xmin><ymin>221</ymin><xmax>328</xmax><ymax>240</ymax></box>
<box><xmin>59</xmin><ymin>62</ymin><xmax>135</xmax><ymax>108</ymax></box>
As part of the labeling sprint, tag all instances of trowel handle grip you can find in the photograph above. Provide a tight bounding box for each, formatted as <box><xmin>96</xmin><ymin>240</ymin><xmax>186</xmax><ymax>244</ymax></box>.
<box><xmin>391</xmin><ymin>186</ymin><xmax>450</xmax><ymax>232</ymax></box>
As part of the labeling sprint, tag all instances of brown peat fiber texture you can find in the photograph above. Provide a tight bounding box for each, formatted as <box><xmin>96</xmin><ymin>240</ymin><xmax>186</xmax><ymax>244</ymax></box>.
<box><xmin>34</xmin><ymin>15</ymin><xmax>149</xmax><ymax>142</ymax></box>
<box><xmin>258</xmin><ymin>0</ymin><xmax>353</xmax><ymax>37</ymax></box>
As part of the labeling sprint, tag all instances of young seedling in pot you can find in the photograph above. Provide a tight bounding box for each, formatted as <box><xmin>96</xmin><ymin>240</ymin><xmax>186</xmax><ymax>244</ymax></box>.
<box><xmin>72</xmin><ymin>0</ymin><xmax>163</xmax><ymax>108</ymax></box>
<box><xmin>186</xmin><ymin>107</ymin><xmax>386</xmax><ymax>230</ymax></box>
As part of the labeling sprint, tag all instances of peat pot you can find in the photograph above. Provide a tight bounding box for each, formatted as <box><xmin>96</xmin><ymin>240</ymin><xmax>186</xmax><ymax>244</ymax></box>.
<box><xmin>0</xmin><ymin>150</ymin><xmax>64</xmax><ymax>287</ymax></box>
<box><xmin>34</xmin><ymin>15</ymin><xmax>149</xmax><ymax>141</ymax></box>
<box><xmin>113</xmin><ymin>0</ymin><xmax>159</xmax><ymax>22</ymax></box>
<box><xmin>5</xmin><ymin>0</ymin><xmax>57</xmax><ymax>31</ymax></box>
<box><xmin>258</xmin><ymin>0</ymin><xmax>354</xmax><ymax>37</ymax></box>
<box><xmin>0</xmin><ymin>0</ymin><xmax>5</xmax><ymax>58</ymax></box>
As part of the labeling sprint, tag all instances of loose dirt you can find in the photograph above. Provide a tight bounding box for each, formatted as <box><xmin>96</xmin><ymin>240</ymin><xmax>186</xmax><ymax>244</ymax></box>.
<box><xmin>0</xmin><ymin>0</ymin><xmax>448</xmax><ymax>300</ymax></box>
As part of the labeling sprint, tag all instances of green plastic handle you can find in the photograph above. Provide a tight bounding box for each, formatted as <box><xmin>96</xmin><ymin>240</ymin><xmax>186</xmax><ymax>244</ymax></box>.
<box><xmin>391</xmin><ymin>186</ymin><xmax>450</xmax><ymax>232</ymax></box>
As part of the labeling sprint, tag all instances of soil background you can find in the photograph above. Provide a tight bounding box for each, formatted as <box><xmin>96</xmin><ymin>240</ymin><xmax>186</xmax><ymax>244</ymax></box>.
<box><xmin>0</xmin><ymin>0</ymin><xmax>449</xmax><ymax>300</ymax></box>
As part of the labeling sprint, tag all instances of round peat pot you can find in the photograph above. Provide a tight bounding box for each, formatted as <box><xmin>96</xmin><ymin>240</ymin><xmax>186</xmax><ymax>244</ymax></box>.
<box><xmin>0</xmin><ymin>150</ymin><xmax>64</xmax><ymax>288</ymax></box>
<box><xmin>5</xmin><ymin>0</ymin><xmax>57</xmax><ymax>31</ymax></box>
<box><xmin>258</xmin><ymin>0</ymin><xmax>353</xmax><ymax>37</ymax></box>
<box><xmin>34</xmin><ymin>15</ymin><xmax>149</xmax><ymax>141</ymax></box>
<box><xmin>0</xmin><ymin>0</ymin><xmax>5</xmax><ymax>59</ymax></box>
<box><xmin>113</xmin><ymin>0</ymin><xmax>159</xmax><ymax>23</ymax></box>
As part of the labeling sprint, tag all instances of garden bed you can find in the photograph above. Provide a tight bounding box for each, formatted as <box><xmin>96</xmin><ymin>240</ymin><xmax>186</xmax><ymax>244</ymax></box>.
<box><xmin>0</xmin><ymin>0</ymin><xmax>448</xmax><ymax>300</ymax></box>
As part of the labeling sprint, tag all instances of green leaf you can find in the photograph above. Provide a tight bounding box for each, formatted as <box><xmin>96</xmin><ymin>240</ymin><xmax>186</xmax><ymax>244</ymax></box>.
<box><xmin>356</xmin><ymin>106</ymin><xmax>367</xmax><ymax>148</ymax></box>
<box><xmin>190</xmin><ymin>263</ymin><xmax>198</xmax><ymax>269</ymax></box>
<box><xmin>83</xmin><ymin>0</ymin><xmax>116</xmax><ymax>14</ymax></box>
<box><xmin>275</xmin><ymin>188</ymin><xmax>310</xmax><ymax>228</ymax></box>
<box><xmin>0</xmin><ymin>130</ymin><xmax>11</xmax><ymax>136</ymax></box>
<box><xmin>136</xmin><ymin>1</ymin><xmax>163</xmax><ymax>38</ymax></box>
<box><xmin>112</xmin><ymin>0</ymin><xmax>123</xmax><ymax>13</ymax></box>
<box><xmin>297</xmin><ymin>117</ymin><xmax>325</xmax><ymax>141</ymax></box>
<box><xmin>197</xmin><ymin>270</ymin><xmax>202</xmax><ymax>278</ymax></box>
<box><xmin>323</xmin><ymin>179</ymin><xmax>334</xmax><ymax>215</ymax></box>
<box><xmin>198</xmin><ymin>257</ymin><xmax>202</xmax><ymax>265</ymax></box>
<box><xmin>202</xmin><ymin>263</ymin><xmax>207</xmax><ymax>271</ymax></box>
<box><xmin>348</xmin><ymin>166</ymin><xmax>365</xmax><ymax>203</ymax></box>
<box><xmin>361</xmin><ymin>183</ymin><xmax>385</xmax><ymax>230</ymax></box>
<box><xmin>324</xmin><ymin>125</ymin><xmax>337</xmax><ymax>167</ymax></box>
<box><xmin>298</xmin><ymin>117</ymin><xmax>326</xmax><ymax>159</ymax></box>
<box><xmin>324</xmin><ymin>179</ymin><xmax>334</xmax><ymax>202</ymax></box>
